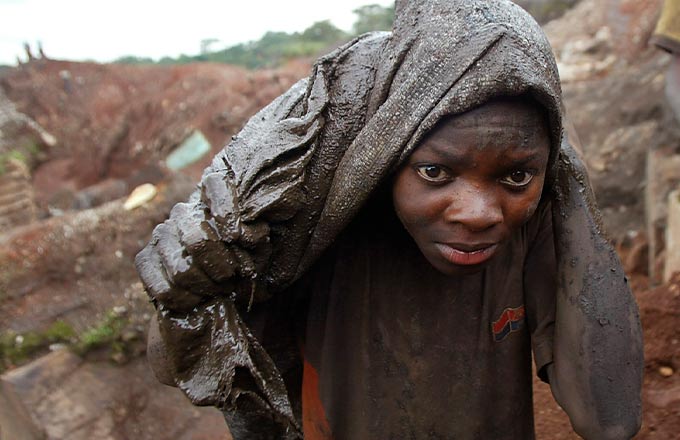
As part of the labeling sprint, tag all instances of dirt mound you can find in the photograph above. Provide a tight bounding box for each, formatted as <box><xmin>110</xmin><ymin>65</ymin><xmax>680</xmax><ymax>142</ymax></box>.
<box><xmin>1</xmin><ymin>58</ymin><xmax>309</xmax><ymax>214</ymax></box>
<box><xmin>0</xmin><ymin>57</ymin><xmax>310</xmax><ymax>439</ymax></box>
<box><xmin>544</xmin><ymin>0</ymin><xmax>680</xmax><ymax>239</ymax></box>
<box><xmin>636</xmin><ymin>274</ymin><xmax>680</xmax><ymax>438</ymax></box>
<box><xmin>0</xmin><ymin>57</ymin><xmax>311</xmax><ymax>336</ymax></box>
<box><xmin>545</xmin><ymin>0</ymin><xmax>662</xmax><ymax>60</ymax></box>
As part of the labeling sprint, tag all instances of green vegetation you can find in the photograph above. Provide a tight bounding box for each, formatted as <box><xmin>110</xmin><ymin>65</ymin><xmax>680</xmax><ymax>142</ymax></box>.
<box><xmin>0</xmin><ymin>150</ymin><xmax>27</xmax><ymax>175</ymax></box>
<box><xmin>114</xmin><ymin>55</ymin><xmax>155</xmax><ymax>65</ymax></box>
<box><xmin>197</xmin><ymin>25</ymin><xmax>345</xmax><ymax>69</ymax></box>
<box><xmin>0</xmin><ymin>140</ymin><xmax>42</xmax><ymax>175</ymax></box>
<box><xmin>0</xmin><ymin>309</ymin><xmax>134</xmax><ymax>373</ymax></box>
<box><xmin>114</xmin><ymin>4</ymin><xmax>395</xmax><ymax>69</ymax></box>
<box><xmin>352</xmin><ymin>4</ymin><xmax>395</xmax><ymax>34</ymax></box>
<box><xmin>0</xmin><ymin>320</ymin><xmax>76</xmax><ymax>371</ymax></box>
<box><xmin>74</xmin><ymin>310</ymin><xmax>129</xmax><ymax>355</ymax></box>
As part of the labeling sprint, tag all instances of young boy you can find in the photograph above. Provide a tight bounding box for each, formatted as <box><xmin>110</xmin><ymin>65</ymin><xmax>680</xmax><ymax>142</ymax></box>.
<box><xmin>137</xmin><ymin>1</ymin><xmax>643</xmax><ymax>438</ymax></box>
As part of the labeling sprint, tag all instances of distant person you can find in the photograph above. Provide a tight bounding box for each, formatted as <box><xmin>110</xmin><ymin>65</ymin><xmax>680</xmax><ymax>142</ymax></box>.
<box><xmin>136</xmin><ymin>0</ymin><xmax>643</xmax><ymax>438</ymax></box>
<box><xmin>652</xmin><ymin>0</ymin><xmax>680</xmax><ymax>121</ymax></box>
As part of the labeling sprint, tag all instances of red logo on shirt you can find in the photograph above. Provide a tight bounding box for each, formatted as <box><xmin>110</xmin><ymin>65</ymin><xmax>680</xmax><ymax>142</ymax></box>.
<box><xmin>492</xmin><ymin>305</ymin><xmax>526</xmax><ymax>342</ymax></box>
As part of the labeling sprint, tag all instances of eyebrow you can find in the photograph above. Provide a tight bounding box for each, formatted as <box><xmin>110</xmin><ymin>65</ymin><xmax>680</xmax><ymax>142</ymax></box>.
<box><xmin>504</xmin><ymin>154</ymin><xmax>544</xmax><ymax>168</ymax></box>
<box><xmin>416</xmin><ymin>143</ymin><xmax>474</xmax><ymax>167</ymax></box>
<box><xmin>419</xmin><ymin>142</ymin><xmax>546</xmax><ymax>167</ymax></box>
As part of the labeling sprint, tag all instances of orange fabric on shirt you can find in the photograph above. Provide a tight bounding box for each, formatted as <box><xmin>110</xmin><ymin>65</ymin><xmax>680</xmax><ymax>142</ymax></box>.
<box><xmin>302</xmin><ymin>358</ymin><xmax>333</xmax><ymax>439</ymax></box>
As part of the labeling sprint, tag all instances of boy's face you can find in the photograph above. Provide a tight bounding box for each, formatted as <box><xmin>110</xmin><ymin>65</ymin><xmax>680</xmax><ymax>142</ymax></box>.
<box><xmin>392</xmin><ymin>99</ymin><xmax>551</xmax><ymax>276</ymax></box>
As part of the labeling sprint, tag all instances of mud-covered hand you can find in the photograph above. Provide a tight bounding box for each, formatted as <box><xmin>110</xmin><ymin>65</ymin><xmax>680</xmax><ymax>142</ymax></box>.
<box><xmin>135</xmin><ymin>184</ymin><xmax>272</xmax><ymax>312</ymax></box>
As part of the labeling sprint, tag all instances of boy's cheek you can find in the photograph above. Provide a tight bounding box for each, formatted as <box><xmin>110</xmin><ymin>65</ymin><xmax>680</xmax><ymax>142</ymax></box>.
<box><xmin>523</xmin><ymin>197</ymin><xmax>541</xmax><ymax>223</ymax></box>
<box><xmin>517</xmin><ymin>179</ymin><xmax>546</xmax><ymax>226</ymax></box>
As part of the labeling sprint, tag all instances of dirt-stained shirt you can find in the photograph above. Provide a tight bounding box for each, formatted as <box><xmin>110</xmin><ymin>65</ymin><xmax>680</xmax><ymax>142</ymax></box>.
<box><xmin>299</xmin><ymin>200</ymin><xmax>556</xmax><ymax>439</ymax></box>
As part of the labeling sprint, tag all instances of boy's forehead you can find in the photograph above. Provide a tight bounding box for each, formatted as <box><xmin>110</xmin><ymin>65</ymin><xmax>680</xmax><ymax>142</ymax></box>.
<box><xmin>445</xmin><ymin>98</ymin><xmax>547</xmax><ymax>130</ymax></box>
<box><xmin>416</xmin><ymin>98</ymin><xmax>551</xmax><ymax>151</ymax></box>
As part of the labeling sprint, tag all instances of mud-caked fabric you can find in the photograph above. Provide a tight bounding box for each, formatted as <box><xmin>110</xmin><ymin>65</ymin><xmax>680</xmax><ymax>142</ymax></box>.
<box><xmin>136</xmin><ymin>0</ymin><xmax>643</xmax><ymax>438</ymax></box>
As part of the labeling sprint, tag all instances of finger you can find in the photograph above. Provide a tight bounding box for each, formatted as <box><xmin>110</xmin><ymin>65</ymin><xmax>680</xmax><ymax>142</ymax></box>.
<box><xmin>201</xmin><ymin>172</ymin><xmax>240</xmax><ymax>241</ymax></box>
<box><xmin>135</xmin><ymin>243</ymin><xmax>204</xmax><ymax>310</ymax></box>
<box><xmin>152</xmin><ymin>221</ymin><xmax>218</xmax><ymax>296</ymax></box>
<box><xmin>171</xmin><ymin>202</ymin><xmax>239</xmax><ymax>283</ymax></box>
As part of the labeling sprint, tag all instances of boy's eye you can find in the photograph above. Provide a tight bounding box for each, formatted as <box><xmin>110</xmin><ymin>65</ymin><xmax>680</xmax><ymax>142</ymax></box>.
<box><xmin>416</xmin><ymin>165</ymin><xmax>450</xmax><ymax>182</ymax></box>
<box><xmin>501</xmin><ymin>170</ymin><xmax>534</xmax><ymax>187</ymax></box>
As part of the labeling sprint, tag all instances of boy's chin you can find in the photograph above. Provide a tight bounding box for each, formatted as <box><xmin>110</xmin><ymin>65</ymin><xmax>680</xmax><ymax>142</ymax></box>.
<box><xmin>429</xmin><ymin>259</ymin><xmax>492</xmax><ymax>276</ymax></box>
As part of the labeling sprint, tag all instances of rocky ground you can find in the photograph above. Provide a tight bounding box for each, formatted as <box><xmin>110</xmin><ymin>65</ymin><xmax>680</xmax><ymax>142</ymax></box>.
<box><xmin>1</xmin><ymin>0</ymin><xmax>680</xmax><ymax>438</ymax></box>
<box><xmin>0</xmin><ymin>57</ymin><xmax>307</xmax><ymax>439</ymax></box>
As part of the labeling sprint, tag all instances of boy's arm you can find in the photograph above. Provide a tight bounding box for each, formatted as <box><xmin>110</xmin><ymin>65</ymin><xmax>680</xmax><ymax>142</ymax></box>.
<box><xmin>138</xmin><ymin>32</ymin><xmax>392</xmax><ymax>438</ymax></box>
<box><xmin>545</xmin><ymin>138</ymin><xmax>643</xmax><ymax>439</ymax></box>
<box><xmin>136</xmin><ymin>76</ymin><xmax>318</xmax><ymax>440</ymax></box>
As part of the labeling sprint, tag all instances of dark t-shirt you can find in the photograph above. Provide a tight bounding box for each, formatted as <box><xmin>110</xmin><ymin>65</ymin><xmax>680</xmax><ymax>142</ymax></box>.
<box><xmin>300</xmin><ymin>200</ymin><xmax>556</xmax><ymax>439</ymax></box>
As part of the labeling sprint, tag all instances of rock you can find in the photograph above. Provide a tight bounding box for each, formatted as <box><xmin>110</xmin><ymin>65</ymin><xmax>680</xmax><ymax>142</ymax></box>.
<box><xmin>647</xmin><ymin>385</ymin><xmax>680</xmax><ymax>408</ymax></box>
<box><xmin>512</xmin><ymin>0</ymin><xmax>579</xmax><ymax>24</ymax></box>
<box><xmin>0</xmin><ymin>158</ymin><xmax>38</xmax><ymax>232</ymax></box>
<box><xmin>2</xmin><ymin>349</ymin><xmax>232</xmax><ymax>440</ymax></box>
<box><xmin>0</xmin><ymin>378</ymin><xmax>44</xmax><ymax>439</ymax></box>
<box><xmin>123</xmin><ymin>183</ymin><xmax>158</xmax><ymax>211</ymax></box>
<box><xmin>623</xmin><ymin>234</ymin><xmax>649</xmax><ymax>275</ymax></box>
<box><xmin>0</xmin><ymin>87</ymin><xmax>56</xmax><ymax>153</ymax></box>
<box><xmin>646</xmin><ymin>151</ymin><xmax>680</xmax><ymax>283</ymax></box>
<box><xmin>659</xmin><ymin>366</ymin><xmax>674</xmax><ymax>377</ymax></box>
<box><xmin>665</xmin><ymin>190</ymin><xmax>680</xmax><ymax>282</ymax></box>
<box><xmin>72</xmin><ymin>179</ymin><xmax>129</xmax><ymax>210</ymax></box>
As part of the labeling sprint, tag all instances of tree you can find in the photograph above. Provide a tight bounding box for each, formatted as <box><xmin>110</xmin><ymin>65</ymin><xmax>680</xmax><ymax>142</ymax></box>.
<box><xmin>112</xmin><ymin>6</ymin><xmax>392</xmax><ymax>69</ymax></box>
<box><xmin>302</xmin><ymin>20</ymin><xmax>348</xmax><ymax>44</ymax></box>
<box><xmin>352</xmin><ymin>4</ymin><xmax>395</xmax><ymax>35</ymax></box>
<box><xmin>200</xmin><ymin>38</ymin><xmax>220</xmax><ymax>54</ymax></box>
<box><xmin>114</xmin><ymin>55</ymin><xmax>155</xmax><ymax>65</ymax></box>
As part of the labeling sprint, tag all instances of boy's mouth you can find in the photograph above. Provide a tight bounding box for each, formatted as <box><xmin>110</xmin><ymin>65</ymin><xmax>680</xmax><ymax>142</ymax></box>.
<box><xmin>434</xmin><ymin>242</ymin><xmax>499</xmax><ymax>266</ymax></box>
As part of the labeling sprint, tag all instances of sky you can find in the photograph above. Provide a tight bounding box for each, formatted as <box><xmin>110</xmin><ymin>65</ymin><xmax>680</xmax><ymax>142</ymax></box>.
<box><xmin>0</xmin><ymin>0</ymin><xmax>394</xmax><ymax>65</ymax></box>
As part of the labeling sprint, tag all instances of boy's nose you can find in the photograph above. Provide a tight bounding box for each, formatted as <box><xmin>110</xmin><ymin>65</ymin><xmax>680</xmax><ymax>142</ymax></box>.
<box><xmin>443</xmin><ymin>185</ymin><xmax>503</xmax><ymax>232</ymax></box>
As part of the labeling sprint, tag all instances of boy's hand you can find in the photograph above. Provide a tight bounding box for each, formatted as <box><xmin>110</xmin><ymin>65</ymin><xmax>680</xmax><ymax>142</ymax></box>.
<box><xmin>135</xmin><ymin>197</ymin><xmax>240</xmax><ymax>311</ymax></box>
<box><xmin>135</xmin><ymin>180</ymin><xmax>273</xmax><ymax>311</ymax></box>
